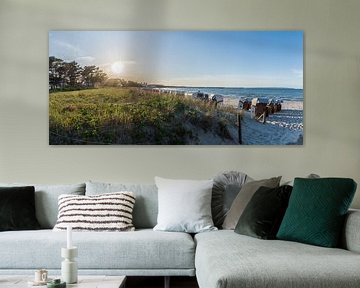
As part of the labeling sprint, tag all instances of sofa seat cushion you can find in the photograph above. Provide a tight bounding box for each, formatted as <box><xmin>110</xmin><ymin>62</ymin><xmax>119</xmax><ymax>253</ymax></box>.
<box><xmin>195</xmin><ymin>230</ymin><xmax>360</xmax><ymax>288</ymax></box>
<box><xmin>0</xmin><ymin>229</ymin><xmax>195</xmax><ymax>271</ymax></box>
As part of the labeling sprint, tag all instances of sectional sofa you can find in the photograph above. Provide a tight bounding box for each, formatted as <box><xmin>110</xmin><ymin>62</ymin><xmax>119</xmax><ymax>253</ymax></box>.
<box><xmin>0</xmin><ymin>179</ymin><xmax>360</xmax><ymax>288</ymax></box>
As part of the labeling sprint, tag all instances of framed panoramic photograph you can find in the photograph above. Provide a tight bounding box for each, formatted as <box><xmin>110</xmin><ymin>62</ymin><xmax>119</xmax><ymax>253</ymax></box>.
<box><xmin>49</xmin><ymin>31</ymin><xmax>303</xmax><ymax>145</ymax></box>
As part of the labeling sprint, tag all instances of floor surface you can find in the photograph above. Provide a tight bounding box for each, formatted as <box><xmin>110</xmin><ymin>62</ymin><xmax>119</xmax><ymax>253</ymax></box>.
<box><xmin>126</xmin><ymin>276</ymin><xmax>199</xmax><ymax>288</ymax></box>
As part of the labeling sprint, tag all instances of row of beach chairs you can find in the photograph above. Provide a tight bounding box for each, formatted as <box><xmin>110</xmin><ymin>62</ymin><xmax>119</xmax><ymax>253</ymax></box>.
<box><xmin>239</xmin><ymin>97</ymin><xmax>283</xmax><ymax>118</ymax></box>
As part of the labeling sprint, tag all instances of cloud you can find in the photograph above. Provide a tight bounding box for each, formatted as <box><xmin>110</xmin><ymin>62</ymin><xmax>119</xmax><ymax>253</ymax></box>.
<box><xmin>75</xmin><ymin>56</ymin><xmax>95</xmax><ymax>65</ymax></box>
<box><xmin>292</xmin><ymin>69</ymin><xmax>303</xmax><ymax>78</ymax></box>
<box><xmin>160</xmin><ymin>73</ymin><xmax>303</xmax><ymax>88</ymax></box>
<box><xmin>123</xmin><ymin>60</ymin><xmax>136</xmax><ymax>65</ymax></box>
<box><xmin>160</xmin><ymin>74</ymin><xmax>241</xmax><ymax>87</ymax></box>
<box><xmin>49</xmin><ymin>39</ymin><xmax>84</xmax><ymax>61</ymax></box>
<box><xmin>53</xmin><ymin>40</ymin><xmax>81</xmax><ymax>56</ymax></box>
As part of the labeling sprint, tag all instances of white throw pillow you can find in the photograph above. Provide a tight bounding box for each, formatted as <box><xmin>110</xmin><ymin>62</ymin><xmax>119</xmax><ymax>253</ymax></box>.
<box><xmin>153</xmin><ymin>177</ymin><xmax>217</xmax><ymax>233</ymax></box>
<box><xmin>53</xmin><ymin>192</ymin><xmax>135</xmax><ymax>231</ymax></box>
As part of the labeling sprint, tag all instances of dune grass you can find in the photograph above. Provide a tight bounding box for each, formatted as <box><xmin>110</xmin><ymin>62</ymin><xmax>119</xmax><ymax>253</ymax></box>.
<box><xmin>49</xmin><ymin>87</ymin><xmax>238</xmax><ymax>144</ymax></box>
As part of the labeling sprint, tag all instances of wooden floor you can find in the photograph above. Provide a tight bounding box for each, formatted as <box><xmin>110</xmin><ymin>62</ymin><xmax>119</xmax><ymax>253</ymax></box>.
<box><xmin>126</xmin><ymin>276</ymin><xmax>199</xmax><ymax>288</ymax></box>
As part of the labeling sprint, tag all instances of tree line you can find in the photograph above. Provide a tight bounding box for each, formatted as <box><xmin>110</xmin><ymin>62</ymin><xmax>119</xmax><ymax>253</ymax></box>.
<box><xmin>49</xmin><ymin>56</ymin><xmax>107</xmax><ymax>90</ymax></box>
<box><xmin>49</xmin><ymin>56</ymin><xmax>146</xmax><ymax>91</ymax></box>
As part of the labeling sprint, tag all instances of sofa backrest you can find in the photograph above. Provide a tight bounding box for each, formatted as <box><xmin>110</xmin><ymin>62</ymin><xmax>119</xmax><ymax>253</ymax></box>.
<box><xmin>0</xmin><ymin>182</ymin><xmax>86</xmax><ymax>228</ymax></box>
<box><xmin>86</xmin><ymin>181</ymin><xmax>158</xmax><ymax>229</ymax></box>
<box><xmin>341</xmin><ymin>209</ymin><xmax>360</xmax><ymax>253</ymax></box>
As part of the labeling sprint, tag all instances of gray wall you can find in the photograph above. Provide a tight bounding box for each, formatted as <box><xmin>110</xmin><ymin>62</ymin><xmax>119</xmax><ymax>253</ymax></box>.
<box><xmin>0</xmin><ymin>0</ymin><xmax>359</xmax><ymax>207</ymax></box>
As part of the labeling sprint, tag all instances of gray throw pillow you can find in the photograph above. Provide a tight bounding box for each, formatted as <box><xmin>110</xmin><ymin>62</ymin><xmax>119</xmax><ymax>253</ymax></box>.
<box><xmin>212</xmin><ymin>171</ymin><xmax>251</xmax><ymax>228</ymax></box>
<box><xmin>283</xmin><ymin>173</ymin><xmax>320</xmax><ymax>186</ymax></box>
<box><xmin>153</xmin><ymin>177</ymin><xmax>217</xmax><ymax>233</ymax></box>
<box><xmin>222</xmin><ymin>176</ymin><xmax>281</xmax><ymax>230</ymax></box>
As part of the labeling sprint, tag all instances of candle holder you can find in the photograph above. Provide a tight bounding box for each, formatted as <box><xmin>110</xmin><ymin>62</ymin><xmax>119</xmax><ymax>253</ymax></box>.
<box><xmin>61</xmin><ymin>247</ymin><xmax>78</xmax><ymax>284</ymax></box>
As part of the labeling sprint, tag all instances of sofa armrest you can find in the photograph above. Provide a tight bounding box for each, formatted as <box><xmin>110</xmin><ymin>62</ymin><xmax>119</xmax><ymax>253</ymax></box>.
<box><xmin>342</xmin><ymin>209</ymin><xmax>360</xmax><ymax>253</ymax></box>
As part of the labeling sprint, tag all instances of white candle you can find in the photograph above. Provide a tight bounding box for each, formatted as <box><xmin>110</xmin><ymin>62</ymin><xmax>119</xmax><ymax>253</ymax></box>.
<box><xmin>67</xmin><ymin>225</ymin><xmax>72</xmax><ymax>249</ymax></box>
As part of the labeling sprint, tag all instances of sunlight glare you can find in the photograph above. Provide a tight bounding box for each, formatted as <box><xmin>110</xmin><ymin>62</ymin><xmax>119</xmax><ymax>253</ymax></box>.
<box><xmin>111</xmin><ymin>61</ymin><xmax>124</xmax><ymax>74</ymax></box>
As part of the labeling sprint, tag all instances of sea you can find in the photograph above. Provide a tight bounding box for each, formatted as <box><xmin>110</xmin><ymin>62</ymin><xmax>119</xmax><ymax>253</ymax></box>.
<box><xmin>162</xmin><ymin>87</ymin><xmax>303</xmax><ymax>101</ymax></box>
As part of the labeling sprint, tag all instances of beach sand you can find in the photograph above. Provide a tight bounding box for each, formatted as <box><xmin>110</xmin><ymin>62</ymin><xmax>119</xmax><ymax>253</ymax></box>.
<box><xmin>282</xmin><ymin>100</ymin><xmax>303</xmax><ymax>110</ymax></box>
<box><xmin>222</xmin><ymin>97</ymin><xmax>303</xmax><ymax>145</ymax></box>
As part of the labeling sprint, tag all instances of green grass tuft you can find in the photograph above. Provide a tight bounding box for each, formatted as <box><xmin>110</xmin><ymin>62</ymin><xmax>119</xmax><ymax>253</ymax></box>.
<box><xmin>49</xmin><ymin>87</ymin><xmax>238</xmax><ymax>144</ymax></box>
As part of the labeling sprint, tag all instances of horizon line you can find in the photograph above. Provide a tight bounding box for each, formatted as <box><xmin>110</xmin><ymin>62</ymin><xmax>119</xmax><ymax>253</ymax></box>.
<box><xmin>131</xmin><ymin>83</ymin><xmax>303</xmax><ymax>90</ymax></box>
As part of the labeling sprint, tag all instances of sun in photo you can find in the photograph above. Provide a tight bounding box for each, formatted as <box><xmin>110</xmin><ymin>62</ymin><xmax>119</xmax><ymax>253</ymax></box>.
<box><xmin>111</xmin><ymin>61</ymin><xmax>124</xmax><ymax>75</ymax></box>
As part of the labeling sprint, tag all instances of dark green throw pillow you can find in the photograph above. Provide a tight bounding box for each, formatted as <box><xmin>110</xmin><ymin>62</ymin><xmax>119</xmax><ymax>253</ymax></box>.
<box><xmin>234</xmin><ymin>185</ymin><xmax>293</xmax><ymax>239</ymax></box>
<box><xmin>277</xmin><ymin>178</ymin><xmax>357</xmax><ymax>248</ymax></box>
<box><xmin>0</xmin><ymin>186</ymin><xmax>41</xmax><ymax>231</ymax></box>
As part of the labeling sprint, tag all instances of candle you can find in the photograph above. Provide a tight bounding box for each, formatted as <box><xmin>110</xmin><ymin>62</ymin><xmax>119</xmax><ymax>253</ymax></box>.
<box><xmin>67</xmin><ymin>225</ymin><xmax>72</xmax><ymax>249</ymax></box>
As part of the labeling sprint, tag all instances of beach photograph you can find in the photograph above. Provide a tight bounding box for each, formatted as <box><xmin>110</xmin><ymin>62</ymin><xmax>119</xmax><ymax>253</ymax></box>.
<box><xmin>49</xmin><ymin>31</ymin><xmax>303</xmax><ymax>145</ymax></box>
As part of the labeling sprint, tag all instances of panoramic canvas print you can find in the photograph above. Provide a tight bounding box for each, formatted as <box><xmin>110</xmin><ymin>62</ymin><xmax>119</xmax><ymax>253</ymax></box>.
<box><xmin>49</xmin><ymin>31</ymin><xmax>303</xmax><ymax>145</ymax></box>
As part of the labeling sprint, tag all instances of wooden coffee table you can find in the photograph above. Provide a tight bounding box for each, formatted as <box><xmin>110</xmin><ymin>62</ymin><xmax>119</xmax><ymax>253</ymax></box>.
<box><xmin>0</xmin><ymin>275</ymin><xmax>126</xmax><ymax>287</ymax></box>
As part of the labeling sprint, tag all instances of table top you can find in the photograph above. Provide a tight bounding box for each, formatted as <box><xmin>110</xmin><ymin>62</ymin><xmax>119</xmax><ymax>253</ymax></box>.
<box><xmin>0</xmin><ymin>275</ymin><xmax>126</xmax><ymax>288</ymax></box>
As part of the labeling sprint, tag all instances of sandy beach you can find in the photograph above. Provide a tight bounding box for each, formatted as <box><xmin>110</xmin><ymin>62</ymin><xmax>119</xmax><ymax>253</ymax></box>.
<box><xmin>222</xmin><ymin>96</ymin><xmax>303</xmax><ymax>145</ymax></box>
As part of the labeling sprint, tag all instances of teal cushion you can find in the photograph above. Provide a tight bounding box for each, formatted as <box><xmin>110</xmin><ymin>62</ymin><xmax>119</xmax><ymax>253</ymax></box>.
<box><xmin>277</xmin><ymin>178</ymin><xmax>357</xmax><ymax>247</ymax></box>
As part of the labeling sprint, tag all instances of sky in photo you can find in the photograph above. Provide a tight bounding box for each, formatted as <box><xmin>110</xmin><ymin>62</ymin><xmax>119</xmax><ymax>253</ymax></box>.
<box><xmin>49</xmin><ymin>31</ymin><xmax>303</xmax><ymax>88</ymax></box>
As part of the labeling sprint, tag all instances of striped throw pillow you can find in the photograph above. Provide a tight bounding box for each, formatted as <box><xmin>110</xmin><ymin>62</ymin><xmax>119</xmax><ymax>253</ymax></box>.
<box><xmin>53</xmin><ymin>192</ymin><xmax>136</xmax><ymax>231</ymax></box>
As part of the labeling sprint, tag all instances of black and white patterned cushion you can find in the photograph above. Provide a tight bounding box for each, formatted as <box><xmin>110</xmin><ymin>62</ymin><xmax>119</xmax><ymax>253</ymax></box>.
<box><xmin>53</xmin><ymin>192</ymin><xmax>136</xmax><ymax>231</ymax></box>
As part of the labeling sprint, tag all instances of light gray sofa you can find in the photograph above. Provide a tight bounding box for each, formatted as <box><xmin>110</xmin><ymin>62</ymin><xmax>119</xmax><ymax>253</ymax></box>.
<box><xmin>195</xmin><ymin>213</ymin><xmax>360</xmax><ymax>288</ymax></box>
<box><xmin>0</xmin><ymin>181</ymin><xmax>360</xmax><ymax>288</ymax></box>
<box><xmin>0</xmin><ymin>181</ymin><xmax>195</xmax><ymax>280</ymax></box>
